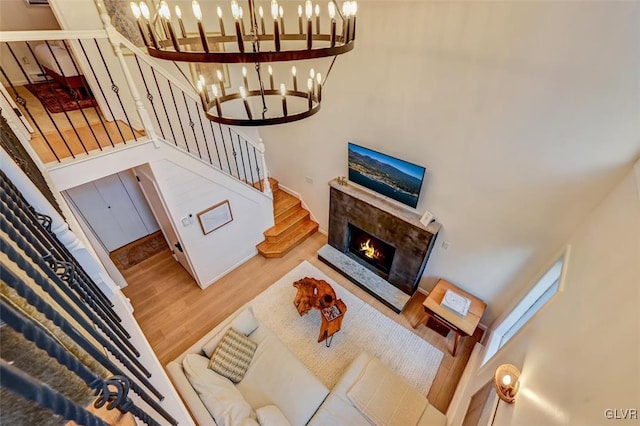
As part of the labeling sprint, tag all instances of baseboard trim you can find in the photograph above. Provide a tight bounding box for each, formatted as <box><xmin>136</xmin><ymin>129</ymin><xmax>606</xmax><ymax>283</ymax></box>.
<box><xmin>200</xmin><ymin>249</ymin><xmax>258</xmax><ymax>289</ymax></box>
<box><xmin>276</xmin><ymin>183</ymin><xmax>320</xmax><ymax>225</ymax></box>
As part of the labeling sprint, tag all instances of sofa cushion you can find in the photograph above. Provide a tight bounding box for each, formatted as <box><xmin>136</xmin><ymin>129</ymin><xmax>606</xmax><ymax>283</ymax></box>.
<box><xmin>209</xmin><ymin>328</ymin><xmax>258</xmax><ymax>383</ymax></box>
<box><xmin>182</xmin><ymin>354</ymin><xmax>258</xmax><ymax>426</ymax></box>
<box><xmin>231</xmin><ymin>306</ymin><xmax>260</xmax><ymax>336</ymax></box>
<box><xmin>203</xmin><ymin>308</ymin><xmax>259</xmax><ymax>358</ymax></box>
<box><xmin>307</xmin><ymin>353</ymin><xmax>372</xmax><ymax>426</ymax></box>
<box><xmin>256</xmin><ymin>405</ymin><xmax>292</xmax><ymax>426</ymax></box>
<box><xmin>236</xmin><ymin>328</ymin><xmax>330</xmax><ymax>426</ymax></box>
<box><xmin>346</xmin><ymin>356</ymin><xmax>428</xmax><ymax>426</ymax></box>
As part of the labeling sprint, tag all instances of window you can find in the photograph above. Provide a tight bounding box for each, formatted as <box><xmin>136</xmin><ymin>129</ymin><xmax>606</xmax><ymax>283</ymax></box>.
<box><xmin>481</xmin><ymin>248</ymin><xmax>569</xmax><ymax>365</ymax></box>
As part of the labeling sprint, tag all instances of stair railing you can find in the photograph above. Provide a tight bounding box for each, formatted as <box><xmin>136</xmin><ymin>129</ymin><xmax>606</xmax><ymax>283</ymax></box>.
<box><xmin>104</xmin><ymin>27</ymin><xmax>272</xmax><ymax>196</ymax></box>
<box><xmin>90</xmin><ymin>0</ymin><xmax>271</xmax><ymax>197</ymax></box>
<box><xmin>0</xmin><ymin>30</ymin><xmax>140</xmax><ymax>162</ymax></box>
<box><xmin>0</xmin><ymin>27</ymin><xmax>271</xmax><ymax>196</ymax></box>
<box><xmin>0</xmin><ymin>169</ymin><xmax>179</xmax><ymax>425</ymax></box>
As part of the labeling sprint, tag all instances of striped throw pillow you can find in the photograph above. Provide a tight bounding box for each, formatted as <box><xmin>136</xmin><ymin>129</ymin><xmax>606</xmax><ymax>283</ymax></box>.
<box><xmin>208</xmin><ymin>328</ymin><xmax>258</xmax><ymax>383</ymax></box>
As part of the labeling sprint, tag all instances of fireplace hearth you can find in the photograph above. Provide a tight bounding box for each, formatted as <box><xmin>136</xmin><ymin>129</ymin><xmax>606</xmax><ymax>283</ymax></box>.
<box><xmin>347</xmin><ymin>224</ymin><xmax>395</xmax><ymax>278</ymax></box>
<box><xmin>319</xmin><ymin>179</ymin><xmax>440</xmax><ymax>313</ymax></box>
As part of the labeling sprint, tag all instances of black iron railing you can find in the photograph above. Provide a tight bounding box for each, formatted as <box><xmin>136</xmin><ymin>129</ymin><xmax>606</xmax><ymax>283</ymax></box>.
<box><xmin>122</xmin><ymin>33</ymin><xmax>268</xmax><ymax>192</ymax></box>
<box><xmin>1</xmin><ymin>37</ymin><xmax>136</xmax><ymax>161</ymax></box>
<box><xmin>1</xmin><ymin>31</ymin><xmax>270</xmax><ymax>195</ymax></box>
<box><xmin>0</xmin><ymin>170</ymin><xmax>178</xmax><ymax>425</ymax></box>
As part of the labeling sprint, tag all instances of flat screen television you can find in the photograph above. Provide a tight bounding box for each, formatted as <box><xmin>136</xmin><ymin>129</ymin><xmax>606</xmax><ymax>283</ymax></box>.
<box><xmin>348</xmin><ymin>142</ymin><xmax>426</xmax><ymax>208</ymax></box>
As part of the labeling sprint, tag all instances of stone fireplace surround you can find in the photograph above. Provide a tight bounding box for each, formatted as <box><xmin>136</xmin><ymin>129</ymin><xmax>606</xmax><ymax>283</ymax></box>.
<box><xmin>318</xmin><ymin>179</ymin><xmax>440</xmax><ymax>312</ymax></box>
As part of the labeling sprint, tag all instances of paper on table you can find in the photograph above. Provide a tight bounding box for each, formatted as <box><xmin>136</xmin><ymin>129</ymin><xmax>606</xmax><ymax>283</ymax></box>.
<box><xmin>322</xmin><ymin>305</ymin><xmax>343</xmax><ymax>321</ymax></box>
<box><xmin>441</xmin><ymin>289</ymin><xmax>471</xmax><ymax>317</ymax></box>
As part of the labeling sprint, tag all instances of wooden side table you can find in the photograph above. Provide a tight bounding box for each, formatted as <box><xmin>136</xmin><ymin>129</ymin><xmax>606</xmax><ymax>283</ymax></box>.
<box><xmin>293</xmin><ymin>277</ymin><xmax>346</xmax><ymax>347</ymax></box>
<box><xmin>419</xmin><ymin>279</ymin><xmax>486</xmax><ymax>356</ymax></box>
<box><xmin>293</xmin><ymin>277</ymin><xmax>337</xmax><ymax>315</ymax></box>
<box><xmin>318</xmin><ymin>299</ymin><xmax>347</xmax><ymax>347</ymax></box>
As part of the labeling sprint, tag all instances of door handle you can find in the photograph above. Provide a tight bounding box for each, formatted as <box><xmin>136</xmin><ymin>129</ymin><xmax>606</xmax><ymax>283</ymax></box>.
<box><xmin>174</xmin><ymin>241</ymin><xmax>184</xmax><ymax>253</ymax></box>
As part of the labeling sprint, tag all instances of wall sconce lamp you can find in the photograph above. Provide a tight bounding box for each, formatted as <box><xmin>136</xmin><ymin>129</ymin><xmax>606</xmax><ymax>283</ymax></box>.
<box><xmin>494</xmin><ymin>364</ymin><xmax>520</xmax><ymax>403</ymax></box>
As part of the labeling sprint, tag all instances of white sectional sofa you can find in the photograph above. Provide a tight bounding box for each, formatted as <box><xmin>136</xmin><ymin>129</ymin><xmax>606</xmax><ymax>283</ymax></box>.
<box><xmin>166</xmin><ymin>305</ymin><xmax>447</xmax><ymax>426</ymax></box>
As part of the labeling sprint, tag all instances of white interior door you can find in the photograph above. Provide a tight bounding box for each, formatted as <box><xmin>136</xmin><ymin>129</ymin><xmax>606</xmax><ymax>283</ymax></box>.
<box><xmin>116</xmin><ymin>170</ymin><xmax>159</xmax><ymax>234</ymax></box>
<box><xmin>135</xmin><ymin>168</ymin><xmax>197</xmax><ymax>282</ymax></box>
<box><xmin>66</xmin><ymin>172</ymin><xmax>158</xmax><ymax>252</ymax></box>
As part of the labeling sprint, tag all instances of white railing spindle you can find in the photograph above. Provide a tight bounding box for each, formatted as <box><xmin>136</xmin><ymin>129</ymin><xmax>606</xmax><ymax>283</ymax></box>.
<box><xmin>258</xmin><ymin>142</ymin><xmax>272</xmax><ymax>196</ymax></box>
<box><xmin>96</xmin><ymin>0</ymin><xmax>160</xmax><ymax>146</ymax></box>
<box><xmin>1</xmin><ymin>15</ymin><xmax>272</xmax><ymax>198</ymax></box>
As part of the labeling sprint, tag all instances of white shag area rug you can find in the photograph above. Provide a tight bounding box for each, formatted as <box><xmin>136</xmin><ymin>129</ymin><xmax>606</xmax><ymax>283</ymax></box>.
<box><xmin>250</xmin><ymin>261</ymin><xmax>444</xmax><ymax>394</ymax></box>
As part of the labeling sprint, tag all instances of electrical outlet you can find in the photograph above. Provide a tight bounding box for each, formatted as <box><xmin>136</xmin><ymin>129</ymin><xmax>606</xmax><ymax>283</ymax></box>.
<box><xmin>305</xmin><ymin>176</ymin><xmax>313</xmax><ymax>184</ymax></box>
<box><xmin>441</xmin><ymin>240</ymin><xmax>451</xmax><ymax>250</ymax></box>
<box><xmin>21</xmin><ymin>56</ymin><xmax>30</xmax><ymax>65</ymax></box>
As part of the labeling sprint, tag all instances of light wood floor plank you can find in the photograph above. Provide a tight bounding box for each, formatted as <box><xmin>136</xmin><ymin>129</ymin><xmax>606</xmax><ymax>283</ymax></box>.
<box><xmin>120</xmin><ymin>232</ymin><xmax>480</xmax><ymax>413</ymax></box>
<box><xmin>13</xmin><ymin>85</ymin><xmax>145</xmax><ymax>164</ymax></box>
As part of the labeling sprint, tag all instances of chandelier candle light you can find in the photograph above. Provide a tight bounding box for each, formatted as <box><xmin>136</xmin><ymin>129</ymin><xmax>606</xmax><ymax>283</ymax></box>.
<box><xmin>280</xmin><ymin>83</ymin><xmax>288</xmax><ymax>116</ymax></box>
<box><xmin>131</xmin><ymin>0</ymin><xmax>357</xmax><ymax>126</ymax></box>
<box><xmin>175</xmin><ymin>6</ymin><xmax>187</xmax><ymax>38</ymax></box>
<box><xmin>259</xmin><ymin>6</ymin><xmax>265</xmax><ymax>34</ymax></box>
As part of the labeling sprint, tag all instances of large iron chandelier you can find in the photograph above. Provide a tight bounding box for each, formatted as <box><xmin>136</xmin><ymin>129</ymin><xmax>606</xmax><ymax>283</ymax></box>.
<box><xmin>130</xmin><ymin>0</ymin><xmax>357</xmax><ymax>126</ymax></box>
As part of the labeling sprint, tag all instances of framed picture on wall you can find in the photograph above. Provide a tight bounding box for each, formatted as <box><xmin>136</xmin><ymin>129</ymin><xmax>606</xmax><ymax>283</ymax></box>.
<box><xmin>198</xmin><ymin>200</ymin><xmax>233</xmax><ymax>235</ymax></box>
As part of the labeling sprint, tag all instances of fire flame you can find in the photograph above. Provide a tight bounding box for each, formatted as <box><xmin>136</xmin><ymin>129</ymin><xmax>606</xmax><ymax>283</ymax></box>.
<box><xmin>360</xmin><ymin>239</ymin><xmax>378</xmax><ymax>260</ymax></box>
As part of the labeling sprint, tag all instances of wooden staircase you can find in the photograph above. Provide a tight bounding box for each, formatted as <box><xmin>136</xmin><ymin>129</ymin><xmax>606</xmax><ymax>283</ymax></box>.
<box><xmin>257</xmin><ymin>178</ymin><xmax>319</xmax><ymax>258</ymax></box>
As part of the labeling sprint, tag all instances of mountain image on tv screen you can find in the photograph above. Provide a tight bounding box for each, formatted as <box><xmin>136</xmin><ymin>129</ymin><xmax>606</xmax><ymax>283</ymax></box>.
<box><xmin>348</xmin><ymin>143</ymin><xmax>426</xmax><ymax>208</ymax></box>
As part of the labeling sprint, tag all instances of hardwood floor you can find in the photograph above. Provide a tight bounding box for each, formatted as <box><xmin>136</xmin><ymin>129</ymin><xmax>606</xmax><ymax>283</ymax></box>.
<box><xmin>15</xmin><ymin>84</ymin><xmax>102</xmax><ymax>134</ymax></box>
<box><xmin>30</xmin><ymin>120</ymin><xmax>144</xmax><ymax>163</ymax></box>
<box><xmin>12</xmin><ymin>84</ymin><xmax>145</xmax><ymax>164</ymax></box>
<box><xmin>121</xmin><ymin>232</ymin><xmax>481</xmax><ymax>414</ymax></box>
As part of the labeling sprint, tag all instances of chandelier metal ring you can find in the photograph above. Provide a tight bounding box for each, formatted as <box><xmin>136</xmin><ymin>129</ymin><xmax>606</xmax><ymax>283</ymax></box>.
<box><xmin>204</xmin><ymin>89</ymin><xmax>321</xmax><ymax>126</ymax></box>
<box><xmin>131</xmin><ymin>0</ymin><xmax>357</xmax><ymax>126</ymax></box>
<box><xmin>149</xmin><ymin>36</ymin><xmax>354</xmax><ymax>63</ymax></box>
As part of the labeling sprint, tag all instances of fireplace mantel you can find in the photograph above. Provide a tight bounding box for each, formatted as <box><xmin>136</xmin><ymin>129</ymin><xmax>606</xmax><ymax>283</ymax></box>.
<box><xmin>319</xmin><ymin>179</ymin><xmax>441</xmax><ymax>312</ymax></box>
<box><xmin>327</xmin><ymin>180</ymin><xmax>441</xmax><ymax>235</ymax></box>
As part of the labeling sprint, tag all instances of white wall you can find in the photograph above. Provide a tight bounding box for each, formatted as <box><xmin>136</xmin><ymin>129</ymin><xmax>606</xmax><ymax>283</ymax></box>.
<box><xmin>47</xmin><ymin>140</ymin><xmax>165</xmax><ymax>190</ymax></box>
<box><xmin>47</xmin><ymin>0</ymin><xmax>102</xmax><ymax>30</ymax></box>
<box><xmin>0</xmin><ymin>0</ymin><xmax>61</xmax><ymax>85</ymax></box>
<box><xmin>0</xmin><ymin>0</ymin><xmax>60</xmax><ymax>31</ymax></box>
<box><xmin>450</xmin><ymin>164</ymin><xmax>640</xmax><ymax>425</ymax></box>
<box><xmin>259</xmin><ymin>1</ymin><xmax>640</xmax><ymax>322</ymax></box>
<box><xmin>46</xmin><ymin>139</ymin><xmax>274</xmax><ymax>289</ymax></box>
<box><xmin>145</xmin><ymin>156</ymin><xmax>273</xmax><ymax>288</ymax></box>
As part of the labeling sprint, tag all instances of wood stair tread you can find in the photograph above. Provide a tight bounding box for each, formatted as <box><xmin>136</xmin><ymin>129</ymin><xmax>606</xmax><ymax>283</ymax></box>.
<box><xmin>257</xmin><ymin>220</ymin><xmax>319</xmax><ymax>258</ymax></box>
<box><xmin>264</xmin><ymin>208</ymin><xmax>310</xmax><ymax>241</ymax></box>
<box><xmin>257</xmin><ymin>177</ymin><xmax>317</xmax><ymax>258</ymax></box>
<box><xmin>273</xmin><ymin>192</ymin><xmax>301</xmax><ymax>220</ymax></box>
